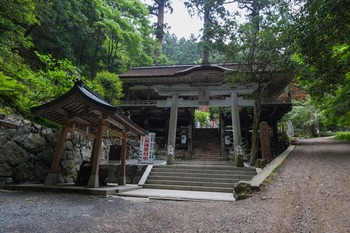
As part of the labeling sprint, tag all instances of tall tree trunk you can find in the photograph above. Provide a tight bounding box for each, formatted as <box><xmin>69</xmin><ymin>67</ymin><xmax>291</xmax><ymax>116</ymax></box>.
<box><xmin>156</xmin><ymin>1</ymin><xmax>165</xmax><ymax>46</ymax></box>
<box><xmin>201</xmin><ymin>5</ymin><xmax>210</xmax><ymax>64</ymax></box>
<box><xmin>250</xmin><ymin>97</ymin><xmax>262</xmax><ymax>165</ymax></box>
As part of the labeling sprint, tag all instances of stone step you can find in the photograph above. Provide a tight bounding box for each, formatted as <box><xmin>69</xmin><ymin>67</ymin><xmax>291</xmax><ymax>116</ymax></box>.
<box><xmin>146</xmin><ymin>179</ymin><xmax>236</xmax><ymax>188</ymax></box>
<box><xmin>147</xmin><ymin>175</ymin><xmax>242</xmax><ymax>183</ymax></box>
<box><xmin>143</xmin><ymin>184</ymin><xmax>233</xmax><ymax>193</ymax></box>
<box><xmin>152</xmin><ymin>166</ymin><xmax>256</xmax><ymax>174</ymax></box>
<box><xmin>149</xmin><ymin>172</ymin><xmax>255</xmax><ymax>180</ymax></box>
<box><xmin>144</xmin><ymin>162</ymin><xmax>256</xmax><ymax>193</ymax></box>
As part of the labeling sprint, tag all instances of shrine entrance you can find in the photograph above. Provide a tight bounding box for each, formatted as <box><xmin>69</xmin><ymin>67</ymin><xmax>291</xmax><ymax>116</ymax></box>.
<box><xmin>119</xmin><ymin>64</ymin><xmax>292</xmax><ymax>163</ymax></box>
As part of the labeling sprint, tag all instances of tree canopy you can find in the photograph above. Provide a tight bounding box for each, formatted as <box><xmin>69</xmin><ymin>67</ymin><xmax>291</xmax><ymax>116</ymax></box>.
<box><xmin>0</xmin><ymin>0</ymin><xmax>162</xmax><ymax>115</ymax></box>
<box><xmin>293</xmin><ymin>0</ymin><xmax>350</xmax><ymax>127</ymax></box>
<box><xmin>1</xmin><ymin>0</ymin><xmax>350</xmax><ymax>130</ymax></box>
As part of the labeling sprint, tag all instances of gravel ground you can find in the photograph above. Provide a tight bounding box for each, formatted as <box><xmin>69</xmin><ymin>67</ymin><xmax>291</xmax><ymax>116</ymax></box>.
<box><xmin>1</xmin><ymin>137</ymin><xmax>350</xmax><ymax>233</ymax></box>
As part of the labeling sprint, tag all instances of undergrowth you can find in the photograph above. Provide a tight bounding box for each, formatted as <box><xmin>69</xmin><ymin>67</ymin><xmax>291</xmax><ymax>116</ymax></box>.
<box><xmin>335</xmin><ymin>131</ymin><xmax>350</xmax><ymax>142</ymax></box>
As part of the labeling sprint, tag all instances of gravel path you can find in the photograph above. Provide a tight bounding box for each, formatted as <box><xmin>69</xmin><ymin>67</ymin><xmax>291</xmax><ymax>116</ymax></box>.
<box><xmin>1</xmin><ymin>137</ymin><xmax>350</xmax><ymax>233</ymax></box>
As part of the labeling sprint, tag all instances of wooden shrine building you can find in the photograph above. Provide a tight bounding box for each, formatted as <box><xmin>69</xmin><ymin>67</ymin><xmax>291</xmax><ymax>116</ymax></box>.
<box><xmin>31</xmin><ymin>80</ymin><xmax>145</xmax><ymax>188</ymax></box>
<box><xmin>118</xmin><ymin>63</ymin><xmax>292</xmax><ymax>163</ymax></box>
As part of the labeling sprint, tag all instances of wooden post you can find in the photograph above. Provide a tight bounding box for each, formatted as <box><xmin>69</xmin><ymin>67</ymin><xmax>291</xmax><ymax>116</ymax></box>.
<box><xmin>231</xmin><ymin>92</ymin><xmax>242</xmax><ymax>148</ymax></box>
<box><xmin>118</xmin><ymin>130</ymin><xmax>127</xmax><ymax>185</ymax></box>
<box><xmin>87</xmin><ymin>118</ymin><xmax>104</xmax><ymax>188</ymax></box>
<box><xmin>220</xmin><ymin>111</ymin><xmax>225</xmax><ymax>154</ymax></box>
<box><xmin>90</xmin><ymin>138</ymin><xmax>97</xmax><ymax>165</ymax></box>
<box><xmin>44</xmin><ymin>118</ymin><xmax>69</xmax><ymax>186</ymax></box>
<box><xmin>167</xmin><ymin>93</ymin><xmax>178</xmax><ymax>165</ymax></box>
<box><xmin>259</xmin><ymin>121</ymin><xmax>272</xmax><ymax>162</ymax></box>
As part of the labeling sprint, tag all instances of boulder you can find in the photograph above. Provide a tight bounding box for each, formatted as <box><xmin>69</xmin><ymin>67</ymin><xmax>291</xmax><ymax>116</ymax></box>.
<box><xmin>62</xmin><ymin>151</ymin><xmax>74</xmax><ymax>160</ymax></box>
<box><xmin>36</xmin><ymin>147</ymin><xmax>55</xmax><ymax>165</ymax></box>
<box><xmin>40</xmin><ymin>127</ymin><xmax>56</xmax><ymax>145</ymax></box>
<box><xmin>0</xmin><ymin>163</ymin><xmax>13</xmax><ymax>177</ymax></box>
<box><xmin>0</xmin><ymin>141</ymin><xmax>28</xmax><ymax>166</ymax></box>
<box><xmin>0</xmin><ymin>131</ymin><xmax>9</xmax><ymax>148</ymax></box>
<box><xmin>60</xmin><ymin>160</ymin><xmax>76</xmax><ymax>175</ymax></box>
<box><xmin>64</xmin><ymin>140</ymin><xmax>74</xmax><ymax>151</ymax></box>
<box><xmin>233</xmin><ymin>181</ymin><xmax>252</xmax><ymax>200</ymax></box>
<box><xmin>81</xmin><ymin>146</ymin><xmax>91</xmax><ymax>161</ymax></box>
<box><xmin>33</xmin><ymin>161</ymin><xmax>49</xmax><ymax>182</ymax></box>
<box><xmin>9</xmin><ymin>122</ymin><xmax>31</xmax><ymax>139</ymax></box>
<box><xmin>16</xmin><ymin>133</ymin><xmax>47</xmax><ymax>153</ymax></box>
<box><xmin>0</xmin><ymin>177</ymin><xmax>13</xmax><ymax>189</ymax></box>
<box><xmin>13</xmin><ymin>163</ymin><xmax>34</xmax><ymax>182</ymax></box>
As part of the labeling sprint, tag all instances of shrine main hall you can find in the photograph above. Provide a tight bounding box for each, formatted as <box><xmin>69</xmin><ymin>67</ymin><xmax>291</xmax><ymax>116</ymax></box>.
<box><xmin>118</xmin><ymin>63</ymin><xmax>292</xmax><ymax>162</ymax></box>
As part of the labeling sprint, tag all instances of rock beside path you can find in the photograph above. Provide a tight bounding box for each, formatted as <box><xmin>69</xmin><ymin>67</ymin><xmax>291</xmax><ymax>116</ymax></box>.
<box><xmin>233</xmin><ymin>181</ymin><xmax>252</xmax><ymax>200</ymax></box>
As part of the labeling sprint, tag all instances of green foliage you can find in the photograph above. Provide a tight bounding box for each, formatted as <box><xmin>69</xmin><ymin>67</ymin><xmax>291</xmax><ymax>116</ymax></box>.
<box><xmin>184</xmin><ymin>0</ymin><xmax>230</xmax><ymax>62</ymax></box>
<box><xmin>292</xmin><ymin>0</ymin><xmax>350</xmax><ymax>127</ymax></box>
<box><xmin>317</xmin><ymin>75</ymin><xmax>350</xmax><ymax>127</ymax></box>
<box><xmin>335</xmin><ymin>132</ymin><xmax>350</xmax><ymax>142</ymax></box>
<box><xmin>0</xmin><ymin>0</ymin><xmax>164</xmax><ymax>115</ymax></box>
<box><xmin>293</xmin><ymin>0</ymin><xmax>350</xmax><ymax>98</ymax></box>
<box><xmin>194</xmin><ymin>110</ymin><xmax>210</xmax><ymax>127</ymax></box>
<box><xmin>281</xmin><ymin>98</ymin><xmax>323</xmax><ymax>137</ymax></box>
<box><xmin>91</xmin><ymin>71</ymin><xmax>124</xmax><ymax>105</ymax></box>
<box><xmin>162</xmin><ymin>33</ymin><xmax>201</xmax><ymax>64</ymax></box>
<box><xmin>35</xmin><ymin>53</ymin><xmax>79</xmax><ymax>100</ymax></box>
<box><xmin>30</xmin><ymin>0</ymin><xmax>156</xmax><ymax>78</ymax></box>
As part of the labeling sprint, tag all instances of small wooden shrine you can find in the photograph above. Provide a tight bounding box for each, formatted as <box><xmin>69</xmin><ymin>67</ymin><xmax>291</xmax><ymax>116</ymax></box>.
<box><xmin>31</xmin><ymin>80</ymin><xmax>145</xmax><ymax>188</ymax></box>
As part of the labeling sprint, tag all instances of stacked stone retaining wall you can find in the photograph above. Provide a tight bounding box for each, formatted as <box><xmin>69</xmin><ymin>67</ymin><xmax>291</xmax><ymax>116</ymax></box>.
<box><xmin>0</xmin><ymin>115</ymin><xmax>143</xmax><ymax>189</ymax></box>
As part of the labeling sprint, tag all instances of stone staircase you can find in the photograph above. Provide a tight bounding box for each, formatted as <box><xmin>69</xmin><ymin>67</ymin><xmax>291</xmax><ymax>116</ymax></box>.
<box><xmin>143</xmin><ymin>163</ymin><xmax>257</xmax><ymax>193</ymax></box>
<box><xmin>191</xmin><ymin>128</ymin><xmax>223</xmax><ymax>160</ymax></box>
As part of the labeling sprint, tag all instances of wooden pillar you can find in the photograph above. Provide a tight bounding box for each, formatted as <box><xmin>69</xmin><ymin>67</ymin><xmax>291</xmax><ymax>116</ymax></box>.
<box><xmin>220</xmin><ymin>110</ymin><xmax>225</xmax><ymax>153</ymax></box>
<box><xmin>87</xmin><ymin>118</ymin><xmax>104</xmax><ymax>188</ymax></box>
<box><xmin>90</xmin><ymin>138</ymin><xmax>98</xmax><ymax>165</ymax></box>
<box><xmin>259</xmin><ymin>121</ymin><xmax>272</xmax><ymax>162</ymax></box>
<box><xmin>231</xmin><ymin>92</ymin><xmax>244</xmax><ymax>167</ymax></box>
<box><xmin>167</xmin><ymin>93</ymin><xmax>178</xmax><ymax>165</ymax></box>
<box><xmin>44</xmin><ymin>118</ymin><xmax>69</xmax><ymax>186</ymax></box>
<box><xmin>118</xmin><ymin>130</ymin><xmax>127</xmax><ymax>185</ymax></box>
<box><xmin>231</xmin><ymin>92</ymin><xmax>242</xmax><ymax>148</ymax></box>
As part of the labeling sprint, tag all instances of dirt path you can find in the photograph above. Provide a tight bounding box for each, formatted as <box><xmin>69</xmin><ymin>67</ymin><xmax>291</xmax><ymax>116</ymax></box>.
<box><xmin>1</xmin><ymin>137</ymin><xmax>350</xmax><ymax>233</ymax></box>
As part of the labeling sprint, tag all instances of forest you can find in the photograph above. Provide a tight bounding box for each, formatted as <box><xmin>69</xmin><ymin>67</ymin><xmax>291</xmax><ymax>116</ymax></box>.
<box><xmin>1</xmin><ymin>0</ymin><xmax>350</xmax><ymax>133</ymax></box>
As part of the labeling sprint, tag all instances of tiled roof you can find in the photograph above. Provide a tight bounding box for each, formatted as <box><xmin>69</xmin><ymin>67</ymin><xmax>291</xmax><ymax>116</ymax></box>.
<box><xmin>119</xmin><ymin>64</ymin><xmax>238</xmax><ymax>78</ymax></box>
<box><xmin>31</xmin><ymin>80</ymin><xmax>146</xmax><ymax>136</ymax></box>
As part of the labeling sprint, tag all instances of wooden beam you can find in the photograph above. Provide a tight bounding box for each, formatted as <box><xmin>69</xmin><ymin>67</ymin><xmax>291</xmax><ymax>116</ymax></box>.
<box><xmin>157</xmin><ymin>97</ymin><xmax>255</xmax><ymax>108</ymax></box>
<box><xmin>69</xmin><ymin>112</ymin><xmax>100</xmax><ymax>119</ymax></box>
<box><xmin>118</xmin><ymin>130</ymin><xmax>127</xmax><ymax>185</ymax></box>
<box><xmin>106</xmin><ymin>116</ymin><xmax>125</xmax><ymax>131</ymax></box>
<box><xmin>87</xmin><ymin>118</ymin><xmax>104</xmax><ymax>188</ymax></box>
<box><xmin>44</xmin><ymin>118</ymin><xmax>69</xmax><ymax>186</ymax></box>
<box><xmin>56</xmin><ymin>108</ymin><xmax>69</xmax><ymax>117</ymax></box>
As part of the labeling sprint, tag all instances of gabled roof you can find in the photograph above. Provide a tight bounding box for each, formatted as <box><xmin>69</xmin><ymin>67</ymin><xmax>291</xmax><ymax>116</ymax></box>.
<box><xmin>119</xmin><ymin>63</ymin><xmax>293</xmax><ymax>101</ymax></box>
<box><xmin>119</xmin><ymin>64</ymin><xmax>238</xmax><ymax>78</ymax></box>
<box><xmin>31</xmin><ymin>80</ymin><xmax>146</xmax><ymax>136</ymax></box>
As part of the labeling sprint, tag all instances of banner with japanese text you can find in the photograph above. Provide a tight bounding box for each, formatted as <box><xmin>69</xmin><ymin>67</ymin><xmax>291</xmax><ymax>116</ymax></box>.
<box><xmin>139</xmin><ymin>132</ymin><xmax>155</xmax><ymax>163</ymax></box>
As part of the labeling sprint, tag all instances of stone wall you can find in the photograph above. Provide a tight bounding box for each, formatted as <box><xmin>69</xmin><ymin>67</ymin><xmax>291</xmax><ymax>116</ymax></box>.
<box><xmin>0</xmin><ymin>115</ymin><xmax>143</xmax><ymax>189</ymax></box>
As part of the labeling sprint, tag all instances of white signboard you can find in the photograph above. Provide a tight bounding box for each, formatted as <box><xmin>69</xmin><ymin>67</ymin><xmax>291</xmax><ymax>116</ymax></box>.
<box><xmin>139</xmin><ymin>133</ymin><xmax>155</xmax><ymax>163</ymax></box>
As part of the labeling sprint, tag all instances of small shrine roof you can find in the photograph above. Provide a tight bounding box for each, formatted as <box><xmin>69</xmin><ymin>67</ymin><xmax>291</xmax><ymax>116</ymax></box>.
<box><xmin>31</xmin><ymin>80</ymin><xmax>146</xmax><ymax>136</ymax></box>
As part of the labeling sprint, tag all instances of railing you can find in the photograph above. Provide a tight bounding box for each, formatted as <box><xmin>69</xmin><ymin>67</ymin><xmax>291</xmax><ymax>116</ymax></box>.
<box><xmin>263</xmin><ymin>95</ymin><xmax>291</xmax><ymax>104</ymax></box>
<box><xmin>119</xmin><ymin>100</ymin><xmax>157</xmax><ymax>106</ymax></box>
